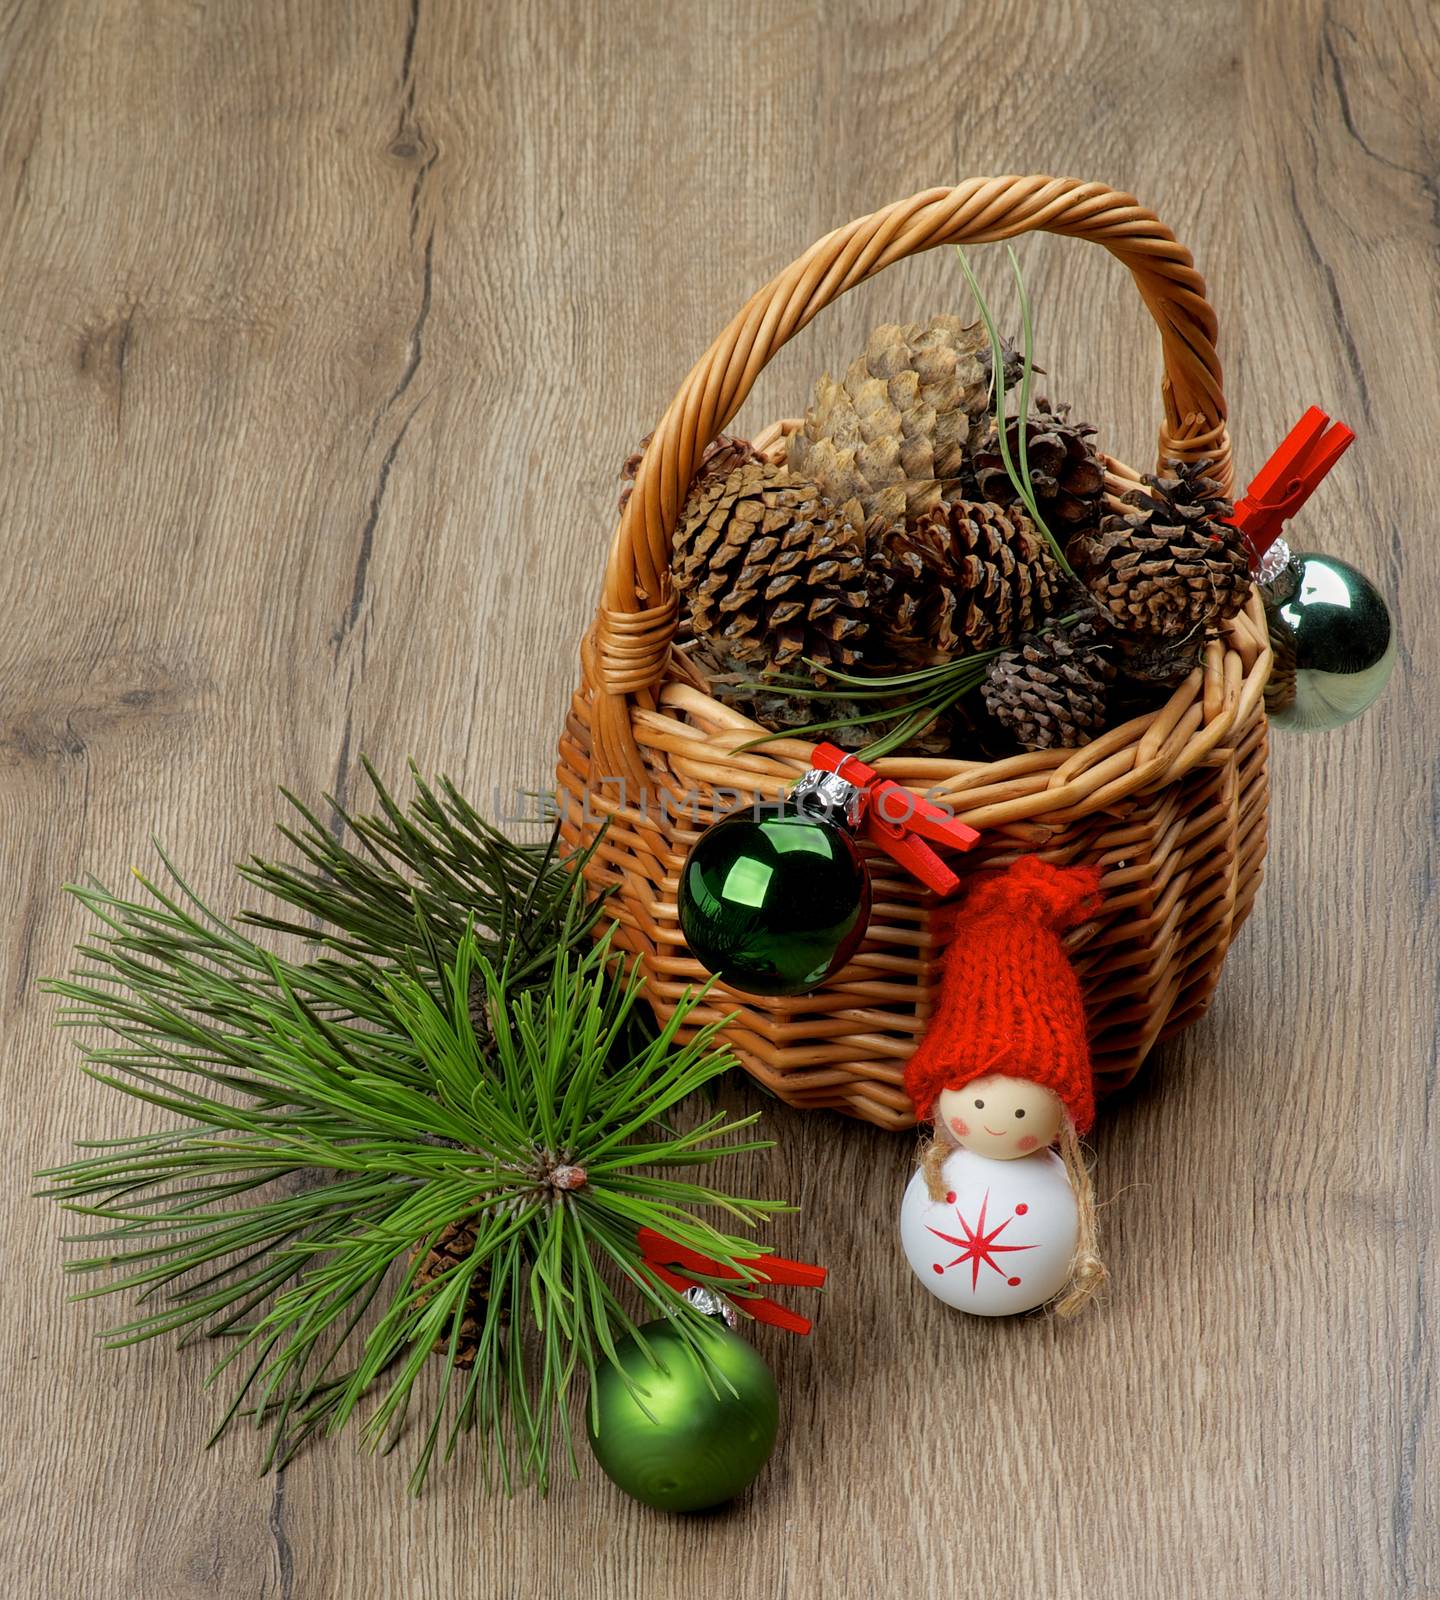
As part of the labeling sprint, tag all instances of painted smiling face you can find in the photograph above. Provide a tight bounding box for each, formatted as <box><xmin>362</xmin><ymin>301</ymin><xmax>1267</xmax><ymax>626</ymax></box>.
<box><xmin>936</xmin><ymin>1073</ymin><xmax>1064</xmax><ymax>1160</ymax></box>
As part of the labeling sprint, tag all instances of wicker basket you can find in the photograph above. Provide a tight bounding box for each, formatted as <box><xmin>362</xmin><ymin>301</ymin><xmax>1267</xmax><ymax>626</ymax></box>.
<box><xmin>556</xmin><ymin>176</ymin><xmax>1271</xmax><ymax>1131</ymax></box>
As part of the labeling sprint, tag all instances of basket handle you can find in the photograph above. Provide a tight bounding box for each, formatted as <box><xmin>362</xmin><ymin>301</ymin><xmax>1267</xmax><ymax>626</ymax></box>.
<box><xmin>588</xmin><ymin>176</ymin><xmax>1229</xmax><ymax>790</ymax></box>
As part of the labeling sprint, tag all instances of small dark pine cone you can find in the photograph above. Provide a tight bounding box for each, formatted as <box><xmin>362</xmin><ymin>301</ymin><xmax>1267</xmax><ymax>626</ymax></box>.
<box><xmin>413</xmin><ymin>1217</ymin><xmax>493</xmax><ymax>1369</ymax></box>
<box><xmin>872</xmin><ymin>499</ymin><xmax>1063</xmax><ymax>666</ymax></box>
<box><xmin>982</xmin><ymin>612</ymin><xmax>1116</xmax><ymax>752</ymax></box>
<box><xmin>618</xmin><ymin>431</ymin><xmax>761</xmax><ymax>515</ymax></box>
<box><xmin>1074</xmin><ymin>457</ymin><xmax>1250</xmax><ymax>639</ymax></box>
<box><xmin>961</xmin><ymin>398</ymin><xmax>1107</xmax><ymax>545</ymax></box>
<box><xmin>1117</xmin><ymin>631</ymin><xmax>1207</xmax><ymax>687</ymax></box>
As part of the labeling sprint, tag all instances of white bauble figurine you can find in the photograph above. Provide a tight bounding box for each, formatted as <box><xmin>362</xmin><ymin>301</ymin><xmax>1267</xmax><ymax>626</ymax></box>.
<box><xmin>900</xmin><ymin>859</ymin><xmax>1108</xmax><ymax>1318</ymax></box>
<box><xmin>900</xmin><ymin>1083</ymin><xmax>1078</xmax><ymax>1316</ymax></box>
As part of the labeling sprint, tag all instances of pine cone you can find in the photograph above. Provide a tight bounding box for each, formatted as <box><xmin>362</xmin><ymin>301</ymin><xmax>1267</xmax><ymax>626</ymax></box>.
<box><xmin>412</xmin><ymin>1217</ymin><xmax>494</xmax><ymax>1369</ymax></box>
<box><xmin>962</xmin><ymin>399</ymin><xmax>1106</xmax><ymax>544</ymax></box>
<box><xmin>619</xmin><ymin>431</ymin><xmax>761</xmax><ymax>514</ymax></box>
<box><xmin>786</xmin><ymin>316</ymin><xmax>1020</xmax><ymax>525</ymax></box>
<box><xmin>982</xmin><ymin>613</ymin><xmax>1116</xmax><ymax>751</ymax></box>
<box><xmin>674</xmin><ymin>463</ymin><xmax>869</xmax><ymax>679</ymax></box>
<box><xmin>874</xmin><ymin>500</ymin><xmax>1063</xmax><ymax>666</ymax></box>
<box><xmin>1075</xmin><ymin>459</ymin><xmax>1250</xmax><ymax>638</ymax></box>
<box><xmin>1117</xmin><ymin>632</ymin><xmax>1206</xmax><ymax>687</ymax></box>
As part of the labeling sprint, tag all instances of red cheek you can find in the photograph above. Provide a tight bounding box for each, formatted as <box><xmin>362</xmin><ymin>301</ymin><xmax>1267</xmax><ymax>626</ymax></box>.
<box><xmin>949</xmin><ymin>1117</ymin><xmax>970</xmax><ymax>1137</ymax></box>
<box><xmin>1016</xmin><ymin>1134</ymin><xmax>1039</xmax><ymax>1152</ymax></box>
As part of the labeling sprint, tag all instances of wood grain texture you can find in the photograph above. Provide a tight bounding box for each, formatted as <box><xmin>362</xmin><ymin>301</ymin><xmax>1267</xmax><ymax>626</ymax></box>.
<box><xmin>1</xmin><ymin>1</ymin><xmax>1435</xmax><ymax>1596</ymax></box>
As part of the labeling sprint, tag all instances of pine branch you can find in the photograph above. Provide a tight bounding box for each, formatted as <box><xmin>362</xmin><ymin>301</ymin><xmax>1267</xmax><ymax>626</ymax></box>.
<box><xmin>240</xmin><ymin>759</ymin><xmax>598</xmax><ymax>991</ymax></box>
<box><xmin>37</xmin><ymin>769</ymin><xmax>786</xmax><ymax>1493</ymax></box>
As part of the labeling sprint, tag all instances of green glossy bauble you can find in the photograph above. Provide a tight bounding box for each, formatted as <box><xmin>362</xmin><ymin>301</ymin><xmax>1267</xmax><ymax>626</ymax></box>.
<box><xmin>1263</xmin><ymin>551</ymin><xmax>1395</xmax><ymax>732</ymax></box>
<box><xmin>586</xmin><ymin>1317</ymin><xmax>779</xmax><ymax>1512</ymax></box>
<box><xmin>677</xmin><ymin>804</ymin><xmax>870</xmax><ymax>996</ymax></box>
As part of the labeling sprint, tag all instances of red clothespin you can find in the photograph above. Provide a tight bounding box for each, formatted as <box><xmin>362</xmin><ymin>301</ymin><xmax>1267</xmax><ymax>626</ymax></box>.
<box><xmin>636</xmin><ymin>1227</ymin><xmax>828</xmax><ymax>1336</ymax></box>
<box><xmin>810</xmin><ymin>742</ymin><xmax>980</xmax><ymax>898</ymax></box>
<box><xmin>1231</xmin><ymin>406</ymin><xmax>1355</xmax><ymax>566</ymax></box>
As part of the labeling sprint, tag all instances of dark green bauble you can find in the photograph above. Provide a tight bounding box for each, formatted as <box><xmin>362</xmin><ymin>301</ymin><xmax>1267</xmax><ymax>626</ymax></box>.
<box><xmin>586</xmin><ymin>1317</ymin><xmax>779</xmax><ymax>1512</ymax></box>
<box><xmin>1263</xmin><ymin>551</ymin><xmax>1395</xmax><ymax>732</ymax></box>
<box><xmin>677</xmin><ymin>804</ymin><xmax>870</xmax><ymax>996</ymax></box>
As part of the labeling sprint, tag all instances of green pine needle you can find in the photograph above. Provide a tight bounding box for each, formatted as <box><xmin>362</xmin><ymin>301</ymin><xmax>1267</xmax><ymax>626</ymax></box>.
<box><xmin>36</xmin><ymin>768</ymin><xmax>790</xmax><ymax>1494</ymax></box>
<box><xmin>954</xmin><ymin>245</ymin><xmax>1077</xmax><ymax>582</ymax></box>
<box><xmin>731</xmin><ymin>650</ymin><xmax>1002</xmax><ymax>757</ymax></box>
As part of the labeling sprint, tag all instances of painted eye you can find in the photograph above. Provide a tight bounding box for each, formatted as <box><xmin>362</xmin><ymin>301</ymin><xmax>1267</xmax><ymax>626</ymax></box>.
<box><xmin>1015</xmin><ymin>1109</ymin><xmax>1026</xmax><ymax>1119</ymax></box>
<box><xmin>973</xmin><ymin>1099</ymin><xmax>985</xmax><ymax>1109</ymax></box>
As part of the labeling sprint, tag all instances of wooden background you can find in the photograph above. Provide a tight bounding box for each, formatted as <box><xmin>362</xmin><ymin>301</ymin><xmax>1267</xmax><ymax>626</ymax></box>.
<box><xmin>2</xmin><ymin>2</ymin><xmax>1436</xmax><ymax>1596</ymax></box>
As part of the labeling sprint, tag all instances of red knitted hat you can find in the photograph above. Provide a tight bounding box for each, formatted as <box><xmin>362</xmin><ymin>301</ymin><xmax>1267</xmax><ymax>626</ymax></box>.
<box><xmin>903</xmin><ymin>857</ymin><xmax>1102</xmax><ymax>1134</ymax></box>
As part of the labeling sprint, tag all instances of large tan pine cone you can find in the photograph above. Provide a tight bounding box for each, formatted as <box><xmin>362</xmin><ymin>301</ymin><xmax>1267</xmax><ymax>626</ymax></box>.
<box><xmin>785</xmin><ymin>315</ymin><xmax>1016</xmax><ymax>525</ymax></box>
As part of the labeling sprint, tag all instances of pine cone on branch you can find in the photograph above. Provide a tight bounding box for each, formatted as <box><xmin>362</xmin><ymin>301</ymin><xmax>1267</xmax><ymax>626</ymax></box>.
<box><xmin>962</xmin><ymin>399</ymin><xmax>1107</xmax><ymax>544</ymax></box>
<box><xmin>982</xmin><ymin>612</ymin><xmax>1116</xmax><ymax>751</ymax></box>
<box><xmin>674</xmin><ymin>462</ymin><xmax>869</xmax><ymax>679</ymax></box>
<box><xmin>1074</xmin><ymin>458</ymin><xmax>1250</xmax><ymax>638</ymax></box>
<box><xmin>413</xmin><ymin>1217</ymin><xmax>493</xmax><ymax>1369</ymax></box>
<box><xmin>786</xmin><ymin>316</ymin><xmax>1021</xmax><ymax>526</ymax></box>
<box><xmin>874</xmin><ymin>500</ymin><xmax>1062</xmax><ymax>667</ymax></box>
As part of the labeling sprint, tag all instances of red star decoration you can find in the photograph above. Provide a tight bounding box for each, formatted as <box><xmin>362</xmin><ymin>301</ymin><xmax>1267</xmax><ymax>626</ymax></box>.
<box><xmin>928</xmin><ymin>1190</ymin><xmax>1038</xmax><ymax>1292</ymax></box>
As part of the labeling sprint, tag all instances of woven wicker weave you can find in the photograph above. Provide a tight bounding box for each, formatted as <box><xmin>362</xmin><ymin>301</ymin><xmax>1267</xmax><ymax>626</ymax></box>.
<box><xmin>556</xmin><ymin>176</ymin><xmax>1270</xmax><ymax>1130</ymax></box>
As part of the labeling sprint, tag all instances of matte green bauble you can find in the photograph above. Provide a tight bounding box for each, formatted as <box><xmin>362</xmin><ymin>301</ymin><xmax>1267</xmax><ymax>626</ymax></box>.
<box><xmin>1262</xmin><ymin>550</ymin><xmax>1396</xmax><ymax>732</ymax></box>
<box><xmin>586</xmin><ymin>1317</ymin><xmax>779</xmax><ymax>1512</ymax></box>
<box><xmin>677</xmin><ymin>803</ymin><xmax>870</xmax><ymax>996</ymax></box>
